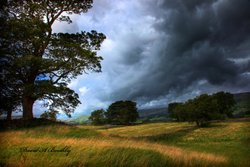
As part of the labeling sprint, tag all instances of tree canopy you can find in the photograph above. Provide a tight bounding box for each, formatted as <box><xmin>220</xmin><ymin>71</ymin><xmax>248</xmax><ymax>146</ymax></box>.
<box><xmin>106</xmin><ymin>101</ymin><xmax>138</xmax><ymax>125</ymax></box>
<box><xmin>0</xmin><ymin>0</ymin><xmax>106</xmax><ymax>120</ymax></box>
<box><xmin>89</xmin><ymin>109</ymin><xmax>106</xmax><ymax>125</ymax></box>
<box><xmin>168</xmin><ymin>92</ymin><xmax>235</xmax><ymax>127</ymax></box>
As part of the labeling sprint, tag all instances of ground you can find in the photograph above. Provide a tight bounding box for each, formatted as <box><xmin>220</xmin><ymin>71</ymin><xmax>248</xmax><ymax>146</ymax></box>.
<box><xmin>0</xmin><ymin>119</ymin><xmax>249</xmax><ymax>167</ymax></box>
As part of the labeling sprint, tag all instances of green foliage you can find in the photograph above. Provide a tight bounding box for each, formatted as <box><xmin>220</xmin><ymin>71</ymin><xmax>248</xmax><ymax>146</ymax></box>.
<box><xmin>0</xmin><ymin>3</ymin><xmax>21</xmax><ymax>119</ymax></box>
<box><xmin>0</xmin><ymin>89</ymin><xmax>20</xmax><ymax>120</ymax></box>
<box><xmin>233</xmin><ymin>101</ymin><xmax>250</xmax><ymax>117</ymax></box>
<box><xmin>106</xmin><ymin>101</ymin><xmax>139</xmax><ymax>125</ymax></box>
<box><xmin>0</xmin><ymin>0</ymin><xmax>105</xmax><ymax>119</ymax></box>
<box><xmin>168</xmin><ymin>92</ymin><xmax>236</xmax><ymax>127</ymax></box>
<box><xmin>88</xmin><ymin>101</ymin><xmax>139</xmax><ymax>125</ymax></box>
<box><xmin>40</xmin><ymin>111</ymin><xmax>57</xmax><ymax>121</ymax></box>
<box><xmin>186</xmin><ymin>94</ymin><xmax>220</xmax><ymax>126</ymax></box>
<box><xmin>232</xmin><ymin>92</ymin><xmax>250</xmax><ymax>117</ymax></box>
<box><xmin>89</xmin><ymin>109</ymin><xmax>106</xmax><ymax>125</ymax></box>
<box><xmin>168</xmin><ymin>102</ymin><xmax>186</xmax><ymax>121</ymax></box>
<box><xmin>213</xmin><ymin>92</ymin><xmax>235</xmax><ymax>117</ymax></box>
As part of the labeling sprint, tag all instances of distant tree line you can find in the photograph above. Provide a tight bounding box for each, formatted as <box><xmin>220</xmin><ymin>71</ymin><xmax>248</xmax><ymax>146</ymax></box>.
<box><xmin>89</xmin><ymin>100</ymin><xmax>138</xmax><ymax>125</ymax></box>
<box><xmin>168</xmin><ymin>92</ymin><xmax>235</xmax><ymax>127</ymax></box>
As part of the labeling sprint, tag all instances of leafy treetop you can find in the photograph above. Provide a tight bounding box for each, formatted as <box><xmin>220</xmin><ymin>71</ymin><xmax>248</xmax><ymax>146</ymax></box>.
<box><xmin>106</xmin><ymin>101</ymin><xmax>138</xmax><ymax>125</ymax></box>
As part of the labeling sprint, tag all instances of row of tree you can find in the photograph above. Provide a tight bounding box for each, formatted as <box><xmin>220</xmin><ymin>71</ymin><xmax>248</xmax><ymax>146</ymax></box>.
<box><xmin>90</xmin><ymin>92</ymin><xmax>235</xmax><ymax>127</ymax></box>
<box><xmin>168</xmin><ymin>92</ymin><xmax>235</xmax><ymax>127</ymax></box>
<box><xmin>89</xmin><ymin>101</ymin><xmax>139</xmax><ymax>125</ymax></box>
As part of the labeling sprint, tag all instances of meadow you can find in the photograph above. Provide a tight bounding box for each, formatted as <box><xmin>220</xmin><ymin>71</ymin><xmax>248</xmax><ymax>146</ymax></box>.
<box><xmin>0</xmin><ymin>119</ymin><xmax>249</xmax><ymax>167</ymax></box>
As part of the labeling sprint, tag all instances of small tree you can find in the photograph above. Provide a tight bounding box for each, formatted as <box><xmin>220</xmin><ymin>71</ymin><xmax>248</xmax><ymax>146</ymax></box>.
<box><xmin>89</xmin><ymin>109</ymin><xmax>106</xmax><ymax>125</ymax></box>
<box><xmin>106</xmin><ymin>101</ymin><xmax>138</xmax><ymax>125</ymax></box>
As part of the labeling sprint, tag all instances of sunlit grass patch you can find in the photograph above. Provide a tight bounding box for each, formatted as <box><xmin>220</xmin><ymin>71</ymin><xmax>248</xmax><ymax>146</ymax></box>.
<box><xmin>98</xmin><ymin>122</ymin><xmax>193</xmax><ymax>138</ymax></box>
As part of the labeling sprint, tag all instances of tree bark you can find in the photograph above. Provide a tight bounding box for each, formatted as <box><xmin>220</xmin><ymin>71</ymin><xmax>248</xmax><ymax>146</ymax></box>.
<box><xmin>22</xmin><ymin>96</ymin><xmax>34</xmax><ymax>119</ymax></box>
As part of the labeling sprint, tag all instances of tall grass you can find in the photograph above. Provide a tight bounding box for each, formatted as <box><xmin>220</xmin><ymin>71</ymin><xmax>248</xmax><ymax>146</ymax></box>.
<box><xmin>98</xmin><ymin>121</ymin><xmax>250</xmax><ymax>167</ymax></box>
<box><xmin>0</xmin><ymin>120</ymin><xmax>249</xmax><ymax>166</ymax></box>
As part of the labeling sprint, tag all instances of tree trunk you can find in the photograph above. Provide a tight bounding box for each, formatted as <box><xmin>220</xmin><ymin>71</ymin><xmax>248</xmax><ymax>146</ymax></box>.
<box><xmin>22</xmin><ymin>96</ymin><xmax>34</xmax><ymax>119</ymax></box>
<box><xmin>196</xmin><ymin>121</ymin><xmax>200</xmax><ymax>127</ymax></box>
<box><xmin>7</xmin><ymin>110</ymin><xmax>12</xmax><ymax>121</ymax></box>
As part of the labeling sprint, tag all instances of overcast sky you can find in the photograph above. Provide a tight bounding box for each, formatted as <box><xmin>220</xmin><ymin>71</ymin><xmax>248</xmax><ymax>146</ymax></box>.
<box><xmin>49</xmin><ymin>0</ymin><xmax>250</xmax><ymax>118</ymax></box>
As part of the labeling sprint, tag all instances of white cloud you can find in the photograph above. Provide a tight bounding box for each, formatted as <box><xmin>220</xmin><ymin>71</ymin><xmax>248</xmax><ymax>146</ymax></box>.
<box><xmin>79</xmin><ymin>87</ymin><xmax>89</xmax><ymax>96</ymax></box>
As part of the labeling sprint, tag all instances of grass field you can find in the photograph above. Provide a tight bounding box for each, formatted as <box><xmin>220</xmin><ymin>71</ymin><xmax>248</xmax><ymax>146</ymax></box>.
<box><xmin>0</xmin><ymin>120</ymin><xmax>249</xmax><ymax>167</ymax></box>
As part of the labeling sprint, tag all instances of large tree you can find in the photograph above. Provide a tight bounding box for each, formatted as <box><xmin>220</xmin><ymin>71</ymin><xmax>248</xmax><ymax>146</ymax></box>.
<box><xmin>0</xmin><ymin>0</ymin><xmax>106</xmax><ymax>119</ymax></box>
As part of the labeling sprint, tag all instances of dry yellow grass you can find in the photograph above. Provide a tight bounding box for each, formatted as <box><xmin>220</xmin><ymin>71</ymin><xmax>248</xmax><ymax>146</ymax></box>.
<box><xmin>98</xmin><ymin>122</ymin><xmax>193</xmax><ymax>138</ymax></box>
<box><xmin>0</xmin><ymin>130</ymin><xmax>227</xmax><ymax>166</ymax></box>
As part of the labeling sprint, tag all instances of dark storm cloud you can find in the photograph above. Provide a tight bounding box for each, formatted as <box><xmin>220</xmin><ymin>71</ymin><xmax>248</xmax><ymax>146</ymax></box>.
<box><xmin>109</xmin><ymin>0</ymin><xmax>250</xmax><ymax>102</ymax></box>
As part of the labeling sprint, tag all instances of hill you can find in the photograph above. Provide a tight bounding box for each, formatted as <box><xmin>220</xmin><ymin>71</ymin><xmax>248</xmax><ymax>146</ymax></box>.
<box><xmin>138</xmin><ymin>108</ymin><xmax>168</xmax><ymax>121</ymax></box>
<box><xmin>233</xmin><ymin>92</ymin><xmax>250</xmax><ymax>117</ymax></box>
<box><xmin>66</xmin><ymin>115</ymin><xmax>90</xmax><ymax>125</ymax></box>
<box><xmin>233</xmin><ymin>92</ymin><xmax>250</xmax><ymax>102</ymax></box>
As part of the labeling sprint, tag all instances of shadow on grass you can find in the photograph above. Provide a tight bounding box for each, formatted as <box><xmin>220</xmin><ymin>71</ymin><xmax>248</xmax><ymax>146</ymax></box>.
<box><xmin>138</xmin><ymin>123</ymin><xmax>232</xmax><ymax>143</ymax></box>
<box><xmin>106</xmin><ymin>125</ymin><xmax>198</xmax><ymax>144</ymax></box>
<box><xmin>196</xmin><ymin>123</ymin><xmax>228</xmax><ymax>129</ymax></box>
<box><xmin>97</xmin><ymin>122</ymin><xmax>147</xmax><ymax>130</ymax></box>
<box><xmin>0</xmin><ymin>118</ymin><xmax>102</xmax><ymax>139</ymax></box>
<box><xmin>138</xmin><ymin>126</ymin><xmax>198</xmax><ymax>143</ymax></box>
<box><xmin>0</xmin><ymin>118</ymin><xmax>68</xmax><ymax>131</ymax></box>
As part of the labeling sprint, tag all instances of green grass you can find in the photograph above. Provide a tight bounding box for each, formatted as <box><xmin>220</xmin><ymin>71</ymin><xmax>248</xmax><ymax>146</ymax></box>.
<box><xmin>0</xmin><ymin>119</ymin><xmax>249</xmax><ymax>167</ymax></box>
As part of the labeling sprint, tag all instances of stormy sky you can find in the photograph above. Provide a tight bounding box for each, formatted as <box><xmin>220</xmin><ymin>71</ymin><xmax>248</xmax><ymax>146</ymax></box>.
<box><xmin>51</xmin><ymin>0</ymin><xmax>250</xmax><ymax>117</ymax></box>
